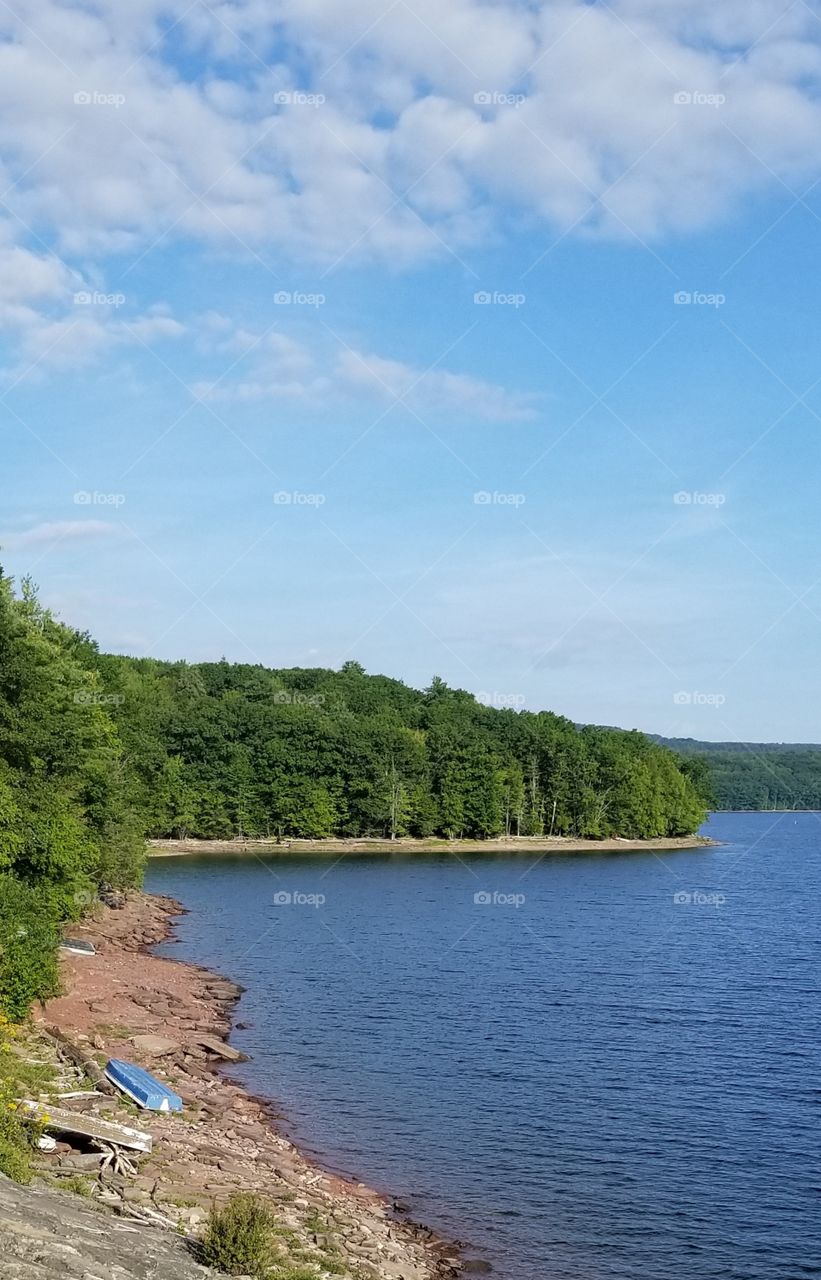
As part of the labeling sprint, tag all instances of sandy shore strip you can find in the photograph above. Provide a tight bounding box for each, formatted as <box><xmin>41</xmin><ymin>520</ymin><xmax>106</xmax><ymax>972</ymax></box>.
<box><xmin>37</xmin><ymin>893</ymin><xmax>466</xmax><ymax>1280</ymax></box>
<box><xmin>149</xmin><ymin>833</ymin><xmax>715</xmax><ymax>857</ymax></box>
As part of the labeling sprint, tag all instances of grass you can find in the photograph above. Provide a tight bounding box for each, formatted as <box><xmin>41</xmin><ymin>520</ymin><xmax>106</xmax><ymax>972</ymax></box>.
<box><xmin>93</xmin><ymin>1023</ymin><xmax>132</xmax><ymax>1040</ymax></box>
<box><xmin>61</xmin><ymin>1174</ymin><xmax>93</xmax><ymax>1197</ymax></box>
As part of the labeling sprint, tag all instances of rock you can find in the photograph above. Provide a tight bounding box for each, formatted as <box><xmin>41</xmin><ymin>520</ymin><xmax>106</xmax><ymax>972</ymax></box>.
<box><xmin>0</xmin><ymin>1174</ymin><xmax>209</xmax><ymax>1278</ymax></box>
<box><xmin>174</xmin><ymin>1086</ymin><xmax>202</xmax><ymax>1106</ymax></box>
<box><xmin>177</xmin><ymin>1206</ymin><xmax>207</xmax><ymax>1227</ymax></box>
<box><xmin>194</xmin><ymin>1034</ymin><xmax>245</xmax><ymax>1062</ymax></box>
<box><xmin>131</xmin><ymin>1034</ymin><xmax>180</xmax><ymax>1057</ymax></box>
<box><xmin>121</xmin><ymin>1188</ymin><xmax>150</xmax><ymax>1204</ymax></box>
<box><xmin>58</xmin><ymin>1152</ymin><xmax>104</xmax><ymax>1171</ymax></box>
<box><xmin>462</xmin><ymin>1262</ymin><xmax>493</xmax><ymax>1274</ymax></box>
<box><xmin>99</xmin><ymin>888</ymin><xmax>126</xmax><ymax>909</ymax></box>
<box><xmin>234</xmin><ymin>1124</ymin><xmax>267</xmax><ymax>1141</ymax></box>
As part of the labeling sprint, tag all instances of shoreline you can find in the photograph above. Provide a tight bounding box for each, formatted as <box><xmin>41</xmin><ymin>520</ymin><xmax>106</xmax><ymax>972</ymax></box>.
<box><xmin>38</xmin><ymin>892</ymin><xmax>466</xmax><ymax>1280</ymax></box>
<box><xmin>149</xmin><ymin>833</ymin><xmax>715</xmax><ymax>857</ymax></box>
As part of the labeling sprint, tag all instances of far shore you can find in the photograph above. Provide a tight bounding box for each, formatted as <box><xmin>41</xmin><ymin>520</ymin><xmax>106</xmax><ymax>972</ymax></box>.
<box><xmin>148</xmin><ymin>832</ymin><xmax>716</xmax><ymax>858</ymax></box>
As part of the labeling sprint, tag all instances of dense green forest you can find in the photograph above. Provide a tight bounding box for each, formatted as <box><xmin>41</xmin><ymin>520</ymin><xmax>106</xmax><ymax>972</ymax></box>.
<box><xmin>0</xmin><ymin>571</ymin><xmax>709</xmax><ymax>1018</ymax></box>
<box><xmin>95</xmin><ymin>657</ymin><xmax>708</xmax><ymax>844</ymax></box>
<box><xmin>654</xmin><ymin>737</ymin><xmax>821</xmax><ymax>811</ymax></box>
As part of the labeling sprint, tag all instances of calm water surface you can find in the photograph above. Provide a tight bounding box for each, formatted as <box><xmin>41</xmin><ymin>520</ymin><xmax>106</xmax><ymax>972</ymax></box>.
<box><xmin>147</xmin><ymin>813</ymin><xmax>821</xmax><ymax>1280</ymax></box>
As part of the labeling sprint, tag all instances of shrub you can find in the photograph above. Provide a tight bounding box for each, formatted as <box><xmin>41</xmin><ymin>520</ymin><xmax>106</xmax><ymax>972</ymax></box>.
<box><xmin>0</xmin><ymin>1028</ymin><xmax>45</xmax><ymax>1183</ymax></box>
<box><xmin>0</xmin><ymin>875</ymin><xmax>60</xmax><ymax>1022</ymax></box>
<box><xmin>200</xmin><ymin>1193</ymin><xmax>279</xmax><ymax>1278</ymax></box>
<box><xmin>0</xmin><ymin>1109</ymin><xmax>33</xmax><ymax>1183</ymax></box>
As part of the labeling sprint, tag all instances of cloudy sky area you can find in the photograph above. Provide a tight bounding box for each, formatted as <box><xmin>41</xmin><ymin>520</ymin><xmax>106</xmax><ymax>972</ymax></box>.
<box><xmin>3</xmin><ymin>0</ymin><xmax>821</xmax><ymax>740</ymax></box>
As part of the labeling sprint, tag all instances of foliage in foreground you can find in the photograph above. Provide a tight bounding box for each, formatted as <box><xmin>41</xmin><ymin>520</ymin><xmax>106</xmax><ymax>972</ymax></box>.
<box><xmin>0</xmin><ymin>876</ymin><xmax>60</xmax><ymax>1021</ymax></box>
<box><xmin>0</xmin><ymin>1022</ymin><xmax>49</xmax><ymax>1182</ymax></box>
<box><xmin>200</xmin><ymin>1193</ymin><xmax>280</xmax><ymax>1278</ymax></box>
<box><xmin>0</xmin><ymin>570</ymin><xmax>145</xmax><ymax>1020</ymax></box>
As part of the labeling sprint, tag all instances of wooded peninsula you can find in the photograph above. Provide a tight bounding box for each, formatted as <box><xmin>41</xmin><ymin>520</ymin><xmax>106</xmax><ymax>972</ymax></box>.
<box><xmin>0</xmin><ymin>571</ymin><xmax>712</xmax><ymax>1018</ymax></box>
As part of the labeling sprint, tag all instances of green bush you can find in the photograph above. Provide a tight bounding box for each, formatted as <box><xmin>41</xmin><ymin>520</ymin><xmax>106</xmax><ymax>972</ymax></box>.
<box><xmin>200</xmin><ymin>1193</ymin><xmax>279</xmax><ymax>1278</ymax></box>
<box><xmin>0</xmin><ymin>1033</ymin><xmax>44</xmax><ymax>1183</ymax></box>
<box><xmin>0</xmin><ymin>875</ymin><xmax>60</xmax><ymax>1022</ymax></box>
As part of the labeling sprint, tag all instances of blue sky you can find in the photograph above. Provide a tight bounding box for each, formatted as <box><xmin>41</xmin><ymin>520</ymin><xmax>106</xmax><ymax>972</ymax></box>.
<box><xmin>3</xmin><ymin>0</ymin><xmax>821</xmax><ymax>741</ymax></box>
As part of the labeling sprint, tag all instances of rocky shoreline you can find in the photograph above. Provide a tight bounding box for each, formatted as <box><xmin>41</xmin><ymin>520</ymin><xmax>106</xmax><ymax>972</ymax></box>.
<box><xmin>149</xmin><ymin>833</ymin><xmax>714</xmax><ymax>857</ymax></box>
<box><xmin>34</xmin><ymin>892</ymin><xmax>469</xmax><ymax>1280</ymax></box>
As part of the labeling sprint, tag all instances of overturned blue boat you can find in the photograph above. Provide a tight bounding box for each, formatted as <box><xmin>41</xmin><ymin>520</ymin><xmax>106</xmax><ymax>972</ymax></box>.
<box><xmin>104</xmin><ymin>1058</ymin><xmax>183</xmax><ymax>1112</ymax></box>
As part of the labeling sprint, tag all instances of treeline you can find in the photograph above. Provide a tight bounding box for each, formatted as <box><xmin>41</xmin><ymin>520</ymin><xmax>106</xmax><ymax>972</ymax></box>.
<box><xmin>94</xmin><ymin>657</ymin><xmax>708</xmax><ymax>843</ymax></box>
<box><xmin>656</xmin><ymin>737</ymin><xmax>821</xmax><ymax>810</ymax></box>
<box><xmin>0</xmin><ymin>574</ymin><xmax>144</xmax><ymax>1018</ymax></box>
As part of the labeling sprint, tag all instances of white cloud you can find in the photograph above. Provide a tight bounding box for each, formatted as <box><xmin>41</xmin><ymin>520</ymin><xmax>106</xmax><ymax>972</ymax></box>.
<box><xmin>335</xmin><ymin>347</ymin><xmax>536</xmax><ymax>420</ymax></box>
<box><xmin>192</xmin><ymin>324</ymin><xmax>535</xmax><ymax>420</ymax></box>
<box><xmin>0</xmin><ymin>240</ymin><xmax>185</xmax><ymax>373</ymax></box>
<box><xmin>0</xmin><ymin>0</ymin><xmax>816</xmax><ymax>273</ymax></box>
<box><xmin>1</xmin><ymin>520</ymin><xmax>121</xmax><ymax>549</ymax></box>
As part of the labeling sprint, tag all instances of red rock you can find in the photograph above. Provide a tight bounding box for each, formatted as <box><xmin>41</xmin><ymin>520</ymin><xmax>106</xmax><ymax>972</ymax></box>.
<box><xmin>131</xmin><ymin>1034</ymin><xmax>181</xmax><ymax>1056</ymax></box>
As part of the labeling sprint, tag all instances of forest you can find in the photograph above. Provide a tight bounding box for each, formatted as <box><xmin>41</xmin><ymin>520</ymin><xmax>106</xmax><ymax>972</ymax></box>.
<box><xmin>0</xmin><ymin>571</ymin><xmax>709</xmax><ymax>1018</ymax></box>
<box><xmin>95</xmin><ymin>656</ymin><xmax>709</xmax><ymax>844</ymax></box>
<box><xmin>655</xmin><ymin>737</ymin><xmax>821</xmax><ymax>811</ymax></box>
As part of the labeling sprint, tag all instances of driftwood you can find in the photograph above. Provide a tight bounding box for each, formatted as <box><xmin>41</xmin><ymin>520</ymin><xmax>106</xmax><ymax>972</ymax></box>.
<box><xmin>41</xmin><ymin>1025</ymin><xmax>117</xmax><ymax>1096</ymax></box>
<box><xmin>195</xmin><ymin>1033</ymin><xmax>245</xmax><ymax>1062</ymax></box>
<box><xmin>22</xmin><ymin>1101</ymin><xmax>153</xmax><ymax>1153</ymax></box>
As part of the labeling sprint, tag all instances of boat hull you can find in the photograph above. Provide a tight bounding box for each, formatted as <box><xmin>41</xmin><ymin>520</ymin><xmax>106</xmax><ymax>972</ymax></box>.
<box><xmin>104</xmin><ymin>1058</ymin><xmax>183</xmax><ymax>1112</ymax></box>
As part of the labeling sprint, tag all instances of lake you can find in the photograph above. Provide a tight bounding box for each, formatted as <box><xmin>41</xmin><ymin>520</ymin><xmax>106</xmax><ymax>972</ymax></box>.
<box><xmin>146</xmin><ymin>812</ymin><xmax>821</xmax><ymax>1280</ymax></box>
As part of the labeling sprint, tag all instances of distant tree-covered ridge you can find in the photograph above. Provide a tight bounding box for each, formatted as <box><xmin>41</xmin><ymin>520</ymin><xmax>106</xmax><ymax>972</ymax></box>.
<box><xmin>653</xmin><ymin>737</ymin><xmax>821</xmax><ymax>811</ymax></box>
<box><xmin>94</xmin><ymin>656</ymin><xmax>708</xmax><ymax>842</ymax></box>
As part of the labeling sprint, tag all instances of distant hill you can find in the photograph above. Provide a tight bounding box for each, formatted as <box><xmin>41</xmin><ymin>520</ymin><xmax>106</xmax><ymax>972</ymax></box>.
<box><xmin>651</xmin><ymin>736</ymin><xmax>821</xmax><ymax>810</ymax></box>
<box><xmin>653</xmin><ymin>737</ymin><xmax>821</xmax><ymax>755</ymax></box>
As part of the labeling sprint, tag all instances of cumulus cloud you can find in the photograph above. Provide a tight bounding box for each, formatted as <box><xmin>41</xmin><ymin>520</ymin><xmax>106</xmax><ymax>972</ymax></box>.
<box><xmin>0</xmin><ymin>237</ymin><xmax>185</xmax><ymax>374</ymax></box>
<box><xmin>191</xmin><ymin>323</ymin><xmax>535</xmax><ymax>420</ymax></box>
<box><xmin>0</xmin><ymin>0</ymin><xmax>816</xmax><ymax>274</ymax></box>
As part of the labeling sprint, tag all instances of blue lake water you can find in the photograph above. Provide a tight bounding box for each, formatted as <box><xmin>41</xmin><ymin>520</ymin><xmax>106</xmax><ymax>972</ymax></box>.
<box><xmin>146</xmin><ymin>812</ymin><xmax>821</xmax><ymax>1280</ymax></box>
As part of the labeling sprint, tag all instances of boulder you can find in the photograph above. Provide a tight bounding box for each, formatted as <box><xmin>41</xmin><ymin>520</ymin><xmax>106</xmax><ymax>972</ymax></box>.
<box><xmin>130</xmin><ymin>1034</ymin><xmax>180</xmax><ymax>1057</ymax></box>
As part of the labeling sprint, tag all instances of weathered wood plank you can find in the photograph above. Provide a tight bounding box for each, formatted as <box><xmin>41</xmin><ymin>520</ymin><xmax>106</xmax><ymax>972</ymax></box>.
<box><xmin>21</xmin><ymin>1101</ymin><xmax>152</xmax><ymax>1153</ymax></box>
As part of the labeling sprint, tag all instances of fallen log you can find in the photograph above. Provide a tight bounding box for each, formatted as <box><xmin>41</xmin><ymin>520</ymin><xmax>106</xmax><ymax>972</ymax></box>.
<box><xmin>41</xmin><ymin>1025</ymin><xmax>117</xmax><ymax>1096</ymax></box>
<box><xmin>21</xmin><ymin>1101</ymin><xmax>153</xmax><ymax>1154</ymax></box>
